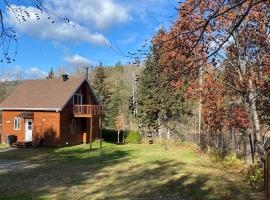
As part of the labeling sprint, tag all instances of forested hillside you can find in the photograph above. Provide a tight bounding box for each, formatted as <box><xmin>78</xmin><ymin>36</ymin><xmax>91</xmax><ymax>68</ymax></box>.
<box><xmin>0</xmin><ymin>81</ymin><xmax>19</xmax><ymax>103</ymax></box>
<box><xmin>0</xmin><ymin>81</ymin><xmax>19</xmax><ymax>123</ymax></box>
<box><xmin>90</xmin><ymin>65</ymin><xmax>140</xmax><ymax>130</ymax></box>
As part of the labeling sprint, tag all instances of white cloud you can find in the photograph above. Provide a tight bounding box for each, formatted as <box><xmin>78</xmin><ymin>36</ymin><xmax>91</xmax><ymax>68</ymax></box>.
<box><xmin>5</xmin><ymin>5</ymin><xmax>109</xmax><ymax>45</ymax></box>
<box><xmin>49</xmin><ymin>0</ymin><xmax>130</xmax><ymax>30</ymax></box>
<box><xmin>64</xmin><ymin>54</ymin><xmax>91</xmax><ymax>67</ymax></box>
<box><xmin>0</xmin><ymin>66</ymin><xmax>46</xmax><ymax>80</ymax></box>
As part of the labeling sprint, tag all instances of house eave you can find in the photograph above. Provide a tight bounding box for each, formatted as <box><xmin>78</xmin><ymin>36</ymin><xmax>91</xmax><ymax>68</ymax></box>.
<box><xmin>0</xmin><ymin>108</ymin><xmax>60</xmax><ymax>112</ymax></box>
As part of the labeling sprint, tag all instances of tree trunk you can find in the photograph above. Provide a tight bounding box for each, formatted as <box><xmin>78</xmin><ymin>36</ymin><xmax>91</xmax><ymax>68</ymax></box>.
<box><xmin>248</xmin><ymin>78</ymin><xmax>263</xmax><ymax>156</ymax></box>
<box><xmin>117</xmin><ymin>130</ymin><xmax>120</xmax><ymax>143</ymax></box>
<box><xmin>233</xmin><ymin>30</ymin><xmax>263</xmax><ymax>158</ymax></box>
<box><xmin>198</xmin><ymin>65</ymin><xmax>203</xmax><ymax>144</ymax></box>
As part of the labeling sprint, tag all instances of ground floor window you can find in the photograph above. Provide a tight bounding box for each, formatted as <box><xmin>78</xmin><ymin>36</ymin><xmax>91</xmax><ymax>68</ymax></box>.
<box><xmin>14</xmin><ymin>117</ymin><xmax>21</xmax><ymax>130</ymax></box>
<box><xmin>71</xmin><ymin>119</ymin><xmax>77</xmax><ymax>134</ymax></box>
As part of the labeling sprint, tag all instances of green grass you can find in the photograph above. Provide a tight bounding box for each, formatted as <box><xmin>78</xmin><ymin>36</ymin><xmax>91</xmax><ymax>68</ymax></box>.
<box><xmin>0</xmin><ymin>143</ymin><xmax>8</xmax><ymax>149</ymax></box>
<box><xmin>0</xmin><ymin>142</ymin><xmax>264</xmax><ymax>200</ymax></box>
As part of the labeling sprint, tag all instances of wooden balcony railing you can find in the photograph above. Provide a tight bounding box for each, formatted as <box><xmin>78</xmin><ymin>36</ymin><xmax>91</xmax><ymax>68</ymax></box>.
<box><xmin>73</xmin><ymin>105</ymin><xmax>103</xmax><ymax>116</ymax></box>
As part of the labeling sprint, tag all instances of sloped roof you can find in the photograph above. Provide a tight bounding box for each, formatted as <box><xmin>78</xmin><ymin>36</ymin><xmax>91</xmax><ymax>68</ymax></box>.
<box><xmin>0</xmin><ymin>77</ymin><xmax>99</xmax><ymax>111</ymax></box>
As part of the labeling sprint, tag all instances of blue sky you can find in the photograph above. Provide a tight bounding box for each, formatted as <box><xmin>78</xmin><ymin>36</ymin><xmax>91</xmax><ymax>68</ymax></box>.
<box><xmin>0</xmin><ymin>0</ymin><xmax>178</xmax><ymax>80</ymax></box>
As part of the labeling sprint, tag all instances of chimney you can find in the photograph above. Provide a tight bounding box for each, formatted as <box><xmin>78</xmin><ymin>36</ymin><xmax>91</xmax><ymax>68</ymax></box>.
<box><xmin>85</xmin><ymin>66</ymin><xmax>89</xmax><ymax>80</ymax></box>
<box><xmin>62</xmin><ymin>74</ymin><xmax>69</xmax><ymax>81</ymax></box>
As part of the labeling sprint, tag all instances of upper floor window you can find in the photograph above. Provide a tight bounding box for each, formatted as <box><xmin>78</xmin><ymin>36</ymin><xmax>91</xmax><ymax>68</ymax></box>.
<box><xmin>73</xmin><ymin>93</ymin><xmax>82</xmax><ymax>105</ymax></box>
<box><xmin>14</xmin><ymin>117</ymin><xmax>21</xmax><ymax>130</ymax></box>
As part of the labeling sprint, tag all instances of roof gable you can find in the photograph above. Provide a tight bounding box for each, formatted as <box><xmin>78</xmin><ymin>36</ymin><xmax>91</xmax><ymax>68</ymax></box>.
<box><xmin>0</xmin><ymin>77</ymin><xmax>100</xmax><ymax>111</ymax></box>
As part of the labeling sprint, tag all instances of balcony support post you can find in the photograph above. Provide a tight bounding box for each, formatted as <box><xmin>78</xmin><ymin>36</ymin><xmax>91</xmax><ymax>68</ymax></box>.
<box><xmin>90</xmin><ymin>117</ymin><xmax>93</xmax><ymax>150</ymax></box>
<box><xmin>99</xmin><ymin>116</ymin><xmax>102</xmax><ymax>149</ymax></box>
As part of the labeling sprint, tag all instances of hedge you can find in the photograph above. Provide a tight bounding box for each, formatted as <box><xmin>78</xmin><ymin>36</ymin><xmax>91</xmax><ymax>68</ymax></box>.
<box><xmin>102</xmin><ymin>129</ymin><xmax>123</xmax><ymax>143</ymax></box>
<box><xmin>124</xmin><ymin>130</ymin><xmax>141</xmax><ymax>144</ymax></box>
<box><xmin>102</xmin><ymin>129</ymin><xmax>141</xmax><ymax>144</ymax></box>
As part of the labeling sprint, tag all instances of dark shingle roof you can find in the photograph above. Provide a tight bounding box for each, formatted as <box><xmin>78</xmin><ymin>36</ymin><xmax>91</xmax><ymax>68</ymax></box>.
<box><xmin>0</xmin><ymin>77</ymin><xmax>87</xmax><ymax>111</ymax></box>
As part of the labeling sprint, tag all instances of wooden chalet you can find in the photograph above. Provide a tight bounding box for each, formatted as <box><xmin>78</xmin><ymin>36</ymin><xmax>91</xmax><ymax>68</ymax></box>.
<box><xmin>0</xmin><ymin>74</ymin><xmax>103</xmax><ymax>148</ymax></box>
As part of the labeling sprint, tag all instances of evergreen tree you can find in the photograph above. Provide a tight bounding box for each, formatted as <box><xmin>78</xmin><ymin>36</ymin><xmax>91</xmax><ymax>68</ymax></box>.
<box><xmin>106</xmin><ymin>88</ymin><xmax>121</xmax><ymax>127</ymax></box>
<box><xmin>137</xmin><ymin>29</ymin><xmax>191</xmax><ymax>131</ymax></box>
<box><xmin>137</xmin><ymin>42</ymin><xmax>163</xmax><ymax>130</ymax></box>
<box><xmin>46</xmin><ymin>67</ymin><xmax>55</xmax><ymax>79</ymax></box>
<box><xmin>92</xmin><ymin>66</ymin><xmax>112</xmax><ymax>126</ymax></box>
<box><xmin>115</xmin><ymin>61</ymin><xmax>122</xmax><ymax>67</ymax></box>
<box><xmin>92</xmin><ymin>66</ymin><xmax>111</xmax><ymax>105</ymax></box>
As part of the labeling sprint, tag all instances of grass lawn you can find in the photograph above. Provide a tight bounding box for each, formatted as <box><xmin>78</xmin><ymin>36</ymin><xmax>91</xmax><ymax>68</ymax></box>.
<box><xmin>0</xmin><ymin>142</ymin><xmax>264</xmax><ymax>200</ymax></box>
<box><xmin>0</xmin><ymin>143</ymin><xmax>8</xmax><ymax>149</ymax></box>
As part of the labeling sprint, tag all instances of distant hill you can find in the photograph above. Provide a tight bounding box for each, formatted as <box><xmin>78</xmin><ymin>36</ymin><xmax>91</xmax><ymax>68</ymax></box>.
<box><xmin>0</xmin><ymin>80</ymin><xmax>20</xmax><ymax>103</ymax></box>
<box><xmin>0</xmin><ymin>80</ymin><xmax>20</xmax><ymax>124</ymax></box>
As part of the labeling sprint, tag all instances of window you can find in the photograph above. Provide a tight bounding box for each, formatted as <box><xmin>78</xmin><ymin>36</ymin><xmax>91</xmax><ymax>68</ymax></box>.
<box><xmin>14</xmin><ymin>117</ymin><xmax>21</xmax><ymax>130</ymax></box>
<box><xmin>73</xmin><ymin>93</ymin><xmax>82</xmax><ymax>105</ymax></box>
<box><xmin>71</xmin><ymin>119</ymin><xmax>77</xmax><ymax>135</ymax></box>
<box><xmin>27</xmin><ymin>121</ymin><xmax>32</xmax><ymax>130</ymax></box>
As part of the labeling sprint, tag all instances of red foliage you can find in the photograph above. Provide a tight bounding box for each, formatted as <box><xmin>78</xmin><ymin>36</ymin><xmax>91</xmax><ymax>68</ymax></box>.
<box><xmin>230</xmin><ymin>106</ymin><xmax>251</xmax><ymax>129</ymax></box>
<box><xmin>151</xmin><ymin>0</ymin><xmax>269</xmax><ymax>132</ymax></box>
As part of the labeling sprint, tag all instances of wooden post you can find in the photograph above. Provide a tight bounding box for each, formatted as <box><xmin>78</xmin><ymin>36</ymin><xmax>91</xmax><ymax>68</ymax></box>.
<box><xmin>249</xmin><ymin>134</ymin><xmax>254</xmax><ymax>163</ymax></box>
<box><xmin>99</xmin><ymin>116</ymin><xmax>102</xmax><ymax>149</ymax></box>
<box><xmin>90</xmin><ymin>117</ymin><xmax>93</xmax><ymax>150</ymax></box>
<box><xmin>265</xmin><ymin>151</ymin><xmax>268</xmax><ymax>200</ymax></box>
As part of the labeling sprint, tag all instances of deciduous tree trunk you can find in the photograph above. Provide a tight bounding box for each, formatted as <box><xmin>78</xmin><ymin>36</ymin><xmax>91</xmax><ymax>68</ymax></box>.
<box><xmin>198</xmin><ymin>65</ymin><xmax>203</xmax><ymax>144</ymax></box>
<box><xmin>248</xmin><ymin>78</ymin><xmax>262</xmax><ymax>155</ymax></box>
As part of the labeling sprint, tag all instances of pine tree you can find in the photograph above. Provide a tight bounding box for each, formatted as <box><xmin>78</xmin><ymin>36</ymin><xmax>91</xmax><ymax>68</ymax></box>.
<box><xmin>92</xmin><ymin>66</ymin><xmax>111</xmax><ymax>105</ymax></box>
<box><xmin>106</xmin><ymin>88</ymin><xmax>121</xmax><ymax>127</ymax></box>
<box><xmin>92</xmin><ymin>66</ymin><xmax>112</xmax><ymax>126</ymax></box>
<box><xmin>137</xmin><ymin>29</ymin><xmax>192</xmax><ymax>132</ymax></box>
<box><xmin>46</xmin><ymin>67</ymin><xmax>55</xmax><ymax>79</ymax></box>
<box><xmin>115</xmin><ymin>61</ymin><xmax>122</xmax><ymax>67</ymax></box>
<box><xmin>137</xmin><ymin>36</ymin><xmax>164</xmax><ymax>130</ymax></box>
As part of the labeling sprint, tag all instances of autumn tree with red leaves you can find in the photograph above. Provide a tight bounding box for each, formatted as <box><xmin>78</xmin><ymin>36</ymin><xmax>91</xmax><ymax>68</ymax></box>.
<box><xmin>143</xmin><ymin>0</ymin><xmax>270</xmax><ymax>160</ymax></box>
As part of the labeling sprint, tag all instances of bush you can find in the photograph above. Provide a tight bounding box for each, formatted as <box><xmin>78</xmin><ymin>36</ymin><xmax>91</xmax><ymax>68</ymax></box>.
<box><xmin>223</xmin><ymin>153</ymin><xmax>244</xmax><ymax>169</ymax></box>
<box><xmin>242</xmin><ymin>163</ymin><xmax>264</xmax><ymax>190</ymax></box>
<box><xmin>208</xmin><ymin>148</ymin><xmax>227</xmax><ymax>162</ymax></box>
<box><xmin>125</xmin><ymin>130</ymin><xmax>141</xmax><ymax>144</ymax></box>
<box><xmin>102</xmin><ymin>129</ymin><xmax>123</xmax><ymax>143</ymax></box>
<box><xmin>208</xmin><ymin>148</ymin><xmax>244</xmax><ymax>169</ymax></box>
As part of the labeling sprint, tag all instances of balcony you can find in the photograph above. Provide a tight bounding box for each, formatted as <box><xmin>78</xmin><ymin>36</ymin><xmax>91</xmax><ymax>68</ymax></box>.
<box><xmin>73</xmin><ymin>105</ymin><xmax>103</xmax><ymax>117</ymax></box>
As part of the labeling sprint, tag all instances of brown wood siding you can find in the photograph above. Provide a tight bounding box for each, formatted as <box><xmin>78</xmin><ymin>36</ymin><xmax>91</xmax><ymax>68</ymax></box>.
<box><xmin>60</xmin><ymin>81</ymin><xmax>100</xmax><ymax>146</ymax></box>
<box><xmin>1</xmin><ymin>111</ymin><xmax>60</xmax><ymax>146</ymax></box>
<box><xmin>1</xmin><ymin>81</ymin><xmax>101</xmax><ymax>146</ymax></box>
<box><xmin>60</xmin><ymin>98</ymin><xmax>85</xmax><ymax>146</ymax></box>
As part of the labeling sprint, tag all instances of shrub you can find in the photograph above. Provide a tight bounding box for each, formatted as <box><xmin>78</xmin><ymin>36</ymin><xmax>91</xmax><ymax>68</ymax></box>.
<box><xmin>208</xmin><ymin>148</ymin><xmax>227</xmax><ymax>162</ymax></box>
<box><xmin>102</xmin><ymin>129</ymin><xmax>123</xmax><ymax>143</ymax></box>
<box><xmin>207</xmin><ymin>148</ymin><xmax>244</xmax><ymax>169</ymax></box>
<box><xmin>242</xmin><ymin>163</ymin><xmax>264</xmax><ymax>190</ymax></box>
<box><xmin>125</xmin><ymin>130</ymin><xmax>141</xmax><ymax>144</ymax></box>
<box><xmin>222</xmin><ymin>153</ymin><xmax>244</xmax><ymax>169</ymax></box>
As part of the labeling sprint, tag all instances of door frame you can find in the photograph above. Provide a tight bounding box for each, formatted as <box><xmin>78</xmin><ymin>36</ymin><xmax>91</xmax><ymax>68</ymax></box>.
<box><xmin>25</xmin><ymin>119</ymin><xmax>33</xmax><ymax>141</ymax></box>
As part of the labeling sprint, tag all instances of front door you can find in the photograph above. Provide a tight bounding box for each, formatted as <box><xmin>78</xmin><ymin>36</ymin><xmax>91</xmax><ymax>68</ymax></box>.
<box><xmin>25</xmin><ymin>119</ymin><xmax>33</xmax><ymax>141</ymax></box>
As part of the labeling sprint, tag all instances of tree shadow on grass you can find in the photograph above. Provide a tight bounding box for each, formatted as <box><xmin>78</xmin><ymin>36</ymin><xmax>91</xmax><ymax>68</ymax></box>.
<box><xmin>0</xmin><ymin>145</ymin><xmax>133</xmax><ymax>200</ymax></box>
<box><xmin>0</xmin><ymin>144</ymin><xmax>264</xmax><ymax>200</ymax></box>
<box><xmin>84</xmin><ymin>159</ymin><xmax>262</xmax><ymax>200</ymax></box>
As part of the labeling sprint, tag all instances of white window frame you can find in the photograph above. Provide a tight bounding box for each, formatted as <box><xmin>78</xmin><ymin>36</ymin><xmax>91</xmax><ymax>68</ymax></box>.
<box><xmin>14</xmin><ymin>117</ymin><xmax>21</xmax><ymax>130</ymax></box>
